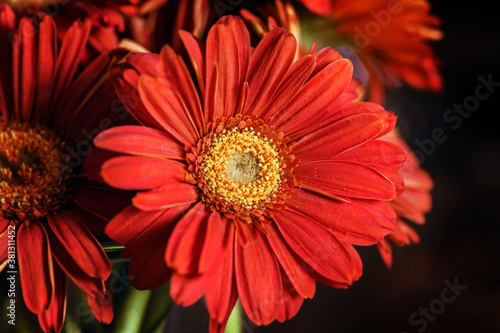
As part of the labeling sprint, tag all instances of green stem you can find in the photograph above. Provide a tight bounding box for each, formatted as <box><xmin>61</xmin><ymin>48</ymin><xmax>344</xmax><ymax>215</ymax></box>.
<box><xmin>113</xmin><ymin>288</ymin><xmax>152</xmax><ymax>333</ymax></box>
<box><xmin>225</xmin><ymin>301</ymin><xmax>241</xmax><ymax>333</ymax></box>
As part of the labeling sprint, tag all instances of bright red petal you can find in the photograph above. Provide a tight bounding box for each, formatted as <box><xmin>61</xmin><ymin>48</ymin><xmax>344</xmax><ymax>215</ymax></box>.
<box><xmin>286</xmin><ymin>188</ymin><xmax>395</xmax><ymax>245</ymax></box>
<box><xmin>132</xmin><ymin>183</ymin><xmax>200</xmax><ymax>211</ymax></box>
<box><xmin>94</xmin><ymin>125</ymin><xmax>184</xmax><ymax>160</ymax></box>
<box><xmin>243</xmin><ymin>27</ymin><xmax>297</xmax><ymax>117</ymax></box>
<box><xmin>165</xmin><ymin>202</ymin><xmax>210</xmax><ymax>275</ymax></box>
<box><xmin>235</xmin><ymin>222</ymin><xmax>282</xmax><ymax>325</ymax></box>
<box><xmin>101</xmin><ymin>156</ymin><xmax>186</xmax><ymax>190</ymax></box>
<box><xmin>273</xmin><ymin>209</ymin><xmax>359</xmax><ymax>285</ymax></box>
<box><xmin>294</xmin><ymin>161</ymin><xmax>400</xmax><ymax>200</ymax></box>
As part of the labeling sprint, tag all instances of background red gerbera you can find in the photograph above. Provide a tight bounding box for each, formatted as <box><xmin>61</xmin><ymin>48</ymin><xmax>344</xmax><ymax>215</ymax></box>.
<box><xmin>299</xmin><ymin>0</ymin><xmax>443</xmax><ymax>104</ymax></box>
<box><xmin>0</xmin><ymin>5</ymin><xmax>132</xmax><ymax>332</ymax></box>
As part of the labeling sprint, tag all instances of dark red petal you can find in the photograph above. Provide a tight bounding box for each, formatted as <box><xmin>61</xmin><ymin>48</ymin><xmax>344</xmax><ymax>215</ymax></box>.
<box><xmin>179</xmin><ymin>30</ymin><xmax>205</xmax><ymax>92</ymax></box>
<box><xmin>286</xmin><ymin>188</ymin><xmax>395</xmax><ymax>245</ymax></box>
<box><xmin>273</xmin><ymin>209</ymin><xmax>359</xmax><ymax>284</ymax></box>
<box><xmin>18</xmin><ymin>221</ymin><xmax>53</xmax><ymax>314</ymax></box>
<box><xmin>39</xmin><ymin>264</ymin><xmax>66</xmax><ymax>333</ymax></box>
<box><xmin>235</xmin><ymin>223</ymin><xmax>282</xmax><ymax>325</ymax></box>
<box><xmin>243</xmin><ymin>28</ymin><xmax>297</xmax><ymax>117</ymax></box>
<box><xmin>13</xmin><ymin>18</ymin><xmax>36</xmax><ymax>121</ymax></box>
<box><xmin>101</xmin><ymin>156</ymin><xmax>186</xmax><ymax>190</ymax></box>
<box><xmin>165</xmin><ymin>202</ymin><xmax>210</xmax><ymax>275</ymax></box>
<box><xmin>70</xmin><ymin>185</ymin><xmax>133</xmax><ymax>223</ymax></box>
<box><xmin>105</xmin><ymin>205</ymin><xmax>167</xmax><ymax>245</ymax></box>
<box><xmin>44</xmin><ymin>227</ymin><xmax>104</xmax><ymax>296</ymax></box>
<box><xmin>205</xmin><ymin>22</ymin><xmax>241</xmax><ymax>119</ymax></box>
<box><xmin>295</xmin><ymin>161</ymin><xmax>399</xmax><ymax>200</ymax></box>
<box><xmin>138</xmin><ymin>74</ymin><xmax>199</xmax><ymax>145</ymax></box>
<box><xmin>48</xmin><ymin>211</ymin><xmax>110</xmax><ymax>280</ymax></box>
<box><xmin>51</xmin><ymin>20</ymin><xmax>91</xmax><ymax>109</ymax></box>
<box><xmin>260</xmin><ymin>223</ymin><xmax>316</xmax><ymax>298</ymax></box>
<box><xmin>124</xmin><ymin>208</ymin><xmax>183</xmax><ymax>290</ymax></box>
<box><xmin>132</xmin><ymin>183</ymin><xmax>200</xmax><ymax>211</ymax></box>
<box><xmin>33</xmin><ymin>16</ymin><xmax>56</xmax><ymax>123</ymax></box>
<box><xmin>291</xmin><ymin>113</ymin><xmax>386</xmax><ymax>162</ymax></box>
<box><xmin>87</xmin><ymin>288</ymin><xmax>113</xmax><ymax>324</ymax></box>
<box><xmin>205</xmin><ymin>222</ymin><xmax>238</xmax><ymax>324</ymax></box>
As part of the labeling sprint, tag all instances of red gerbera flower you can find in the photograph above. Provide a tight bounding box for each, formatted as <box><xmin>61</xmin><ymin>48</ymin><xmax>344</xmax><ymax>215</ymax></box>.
<box><xmin>299</xmin><ymin>0</ymin><xmax>443</xmax><ymax>103</ymax></box>
<box><xmin>95</xmin><ymin>16</ymin><xmax>406</xmax><ymax>332</ymax></box>
<box><xmin>0</xmin><ymin>5</ymin><xmax>131</xmax><ymax>332</ymax></box>
<box><xmin>377</xmin><ymin>129</ymin><xmax>433</xmax><ymax>267</ymax></box>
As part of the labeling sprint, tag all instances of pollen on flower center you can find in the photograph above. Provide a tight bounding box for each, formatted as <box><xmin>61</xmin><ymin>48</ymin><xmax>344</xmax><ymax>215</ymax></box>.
<box><xmin>226</xmin><ymin>151</ymin><xmax>260</xmax><ymax>185</ymax></box>
<box><xmin>0</xmin><ymin>122</ymin><xmax>72</xmax><ymax>222</ymax></box>
<box><xmin>201</xmin><ymin>128</ymin><xmax>283</xmax><ymax>210</ymax></box>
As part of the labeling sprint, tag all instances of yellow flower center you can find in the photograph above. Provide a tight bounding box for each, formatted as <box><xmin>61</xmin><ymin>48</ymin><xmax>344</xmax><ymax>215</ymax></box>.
<box><xmin>201</xmin><ymin>128</ymin><xmax>283</xmax><ymax>210</ymax></box>
<box><xmin>0</xmin><ymin>123</ymin><xmax>71</xmax><ymax>222</ymax></box>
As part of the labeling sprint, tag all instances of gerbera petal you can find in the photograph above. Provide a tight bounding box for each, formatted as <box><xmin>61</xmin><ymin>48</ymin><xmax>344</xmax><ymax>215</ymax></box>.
<box><xmin>94</xmin><ymin>125</ymin><xmax>184</xmax><ymax>160</ymax></box>
<box><xmin>273</xmin><ymin>209</ymin><xmax>359</xmax><ymax>284</ymax></box>
<box><xmin>70</xmin><ymin>185</ymin><xmax>133</xmax><ymax>222</ymax></box>
<box><xmin>33</xmin><ymin>16</ymin><xmax>57</xmax><ymax>123</ymax></box>
<box><xmin>38</xmin><ymin>264</ymin><xmax>66</xmax><ymax>333</ymax></box>
<box><xmin>48</xmin><ymin>211</ymin><xmax>110</xmax><ymax>280</ymax></box>
<box><xmin>218</xmin><ymin>15</ymin><xmax>251</xmax><ymax>82</ymax></box>
<box><xmin>235</xmin><ymin>222</ymin><xmax>282</xmax><ymax>325</ymax></box>
<box><xmin>179</xmin><ymin>30</ymin><xmax>205</xmax><ymax>92</ymax></box>
<box><xmin>275</xmin><ymin>282</ymin><xmax>304</xmax><ymax>323</ymax></box>
<box><xmin>160</xmin><ymin>45</ymin><xmax>204</xmax><ymax>132</ymax></box>
<box><xmin>86</xmin><ymin>289</ymin><xmax>113</xmax><ymax>324</ymax></box>
<box><xmin>105</xmin><ymin>204</ymin><xmax>167</xmax><ymax>245</ymax></box>
<box><xmin>18</xmin><ymin>221</ymin><xmax>53</xmax><ymax>314</ymax></box>
<box><xmin>377</xmin><ymin>238</ymin><xmax>393</xmax><ymax>267</ymax></box>
<box><xmin>101</xmin><ymin>156</ymin><xmax>186</xmax><ymax>190</ymax></box>
<box><xmin>334</xmin><ymin>140</ymin><xmax>406</xmax><ymax>170</ymax></box>
<box><xmin>261</xmin><ymin>223</ymin><xmax>316</xmax><ymax>298</ymax></box>
<box><xmin>205</xmin><ymin>22</ymin><xmax>241</xmax><ymax>119</ymax></box>
<box><xmin>243</xmin><ymin>27</ymin><xmax>297</xmax><ymax>116</ymax></box>
<box><xmin>291</xmin><ymin>113</ymin><xmax>387</xmax><ymax>162</ymax></box>
<box><xmin>294</xmin><ymin>161</ymin><xmax>399</xmax><ymax>200</ymax></box>
<box><xmin>271</xmin><ymin>59</ymin><xmax>352</xmax><ymax>133</ymax></box>
<box><xmin>13</xmin><ymin>18</ymin><xmax>36</xmax><ymax>121</ymax></box>
<box><xmin>165</xmin><ymin>202</ymin><xmax>210</xmax><ymax>275</ymax></box>
<box><xmin>286</xmin><ymin>188</ymin><xmax>395</xmax><ymax>245</ymax></box>
<box><xmin>138</xmin><ymin>74</ymin><xmax>199</xmax><ymax>145</ymax></box>
<box><xmin>123</xmin><ymin>206</ymin><xmax>187</xmax><ymax>290</ymax></box>
<box><xmin>132</xmin><ymin>183</ymin><xmax>200</xmax><ymax>211</ymax></box>
<box><xmin>50</xmin><ymin>20</ymin><xmax>91</xmax><ymax>110</ymax></box>
<box><xmin>205</xmin><ymin>223</ymin><xmax>238</xmax><ymax>324</ymax></box>
<box><xmin>170</xmin><ymin>272</ymin><xmax>209</xmax><ymax>307</ymax></box>
<box><xmin>258</xmin><ymin>54</ymin><xmax>316</xmax><ymax>119</ymax></box>
<box><xmin>198</xmin><ymin>211</ymin><xmax>227</xmax><ymax>273</ymax></box>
